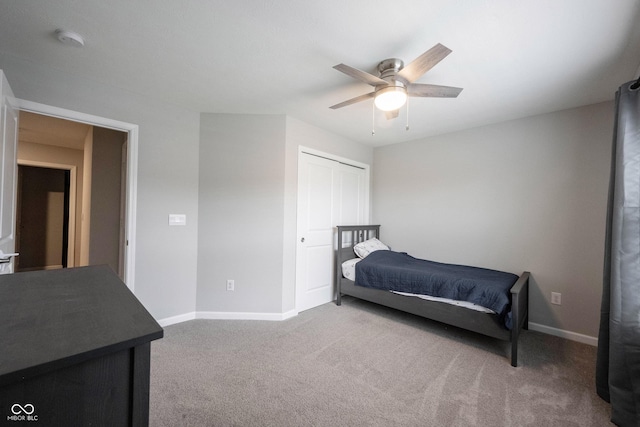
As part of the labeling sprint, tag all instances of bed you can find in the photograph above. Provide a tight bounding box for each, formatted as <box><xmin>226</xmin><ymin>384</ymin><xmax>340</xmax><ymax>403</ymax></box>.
<box><xmin>335</xmin><ymin>225</ymin><xmax>530</xmax><ymax>367</ymax></box>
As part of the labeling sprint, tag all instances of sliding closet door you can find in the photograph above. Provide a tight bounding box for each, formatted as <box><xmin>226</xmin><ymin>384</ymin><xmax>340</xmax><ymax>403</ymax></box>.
<box><xmin>296</xmin><ymin>151</ymin><xmax>368</xmax><ymax>312</ymax></box>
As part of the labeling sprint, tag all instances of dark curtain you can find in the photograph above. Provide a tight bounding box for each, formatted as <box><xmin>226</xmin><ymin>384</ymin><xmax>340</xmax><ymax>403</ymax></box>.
<box><xmin>597</xmin><ymin>78</ymin><xmax>640</xmax><ymax>427</ymax></box>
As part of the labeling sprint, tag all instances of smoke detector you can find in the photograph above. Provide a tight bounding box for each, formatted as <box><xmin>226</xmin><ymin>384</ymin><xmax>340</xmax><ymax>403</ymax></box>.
<box><xmin>55</xmin><ymin>29</ymin><xmax>85</xmax><ymax>47</ymax></box>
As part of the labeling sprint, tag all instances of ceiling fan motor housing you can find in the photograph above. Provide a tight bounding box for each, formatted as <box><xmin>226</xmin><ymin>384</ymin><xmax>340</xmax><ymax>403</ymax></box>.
<box><xmin>377</xmin><ymin>58</ymin><xmax>403</xmax><ymax>76</ymax></box>
<box><xmin>377</xmin><ymin>58</ymin><xmax>405</xmax><ymax>82</ymax></box>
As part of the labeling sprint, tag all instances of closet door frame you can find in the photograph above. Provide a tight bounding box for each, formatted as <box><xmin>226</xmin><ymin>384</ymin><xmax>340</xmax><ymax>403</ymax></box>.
<box><xmin>295</xmin><ymin>146</ymin><xmax>370</xmax><ymax>312</ymax></box>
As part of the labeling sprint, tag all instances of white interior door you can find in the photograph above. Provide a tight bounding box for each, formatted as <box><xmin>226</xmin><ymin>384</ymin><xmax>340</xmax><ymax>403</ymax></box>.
<box><xmin>0</xmin><ymin>71</ymin><xmax>19</xmax><ymax>274</ymax></box>
<box><xmin>296</xmin><ymin>151</ymin><xmax>368</xmax><ymax>312</ymax></box>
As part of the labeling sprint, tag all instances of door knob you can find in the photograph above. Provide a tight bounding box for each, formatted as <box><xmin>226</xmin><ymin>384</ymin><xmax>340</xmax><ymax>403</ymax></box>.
<box><xmin>300</xmin><ymin>237</ymin><xmax>305</xmax><ymax>242</ymax></box>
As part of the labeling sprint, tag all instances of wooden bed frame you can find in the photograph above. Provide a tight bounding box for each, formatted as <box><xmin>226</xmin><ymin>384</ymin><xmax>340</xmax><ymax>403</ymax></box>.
<box><xmin>335</xmin><ymin>225</ymin><xmax>530</xmax><ymax>367</ymax></box>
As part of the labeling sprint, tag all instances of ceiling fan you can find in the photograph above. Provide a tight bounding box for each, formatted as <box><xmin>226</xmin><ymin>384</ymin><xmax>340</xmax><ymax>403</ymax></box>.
<box><xmin>330</xmin><ymin>43</ymin><xmax>463</xmax><ymax>119</ymax></box>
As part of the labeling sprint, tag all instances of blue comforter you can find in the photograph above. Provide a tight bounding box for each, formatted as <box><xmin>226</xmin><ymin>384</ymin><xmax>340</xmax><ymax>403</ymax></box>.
<box><xmin>354</xmin><ymin>250</ymin><xmax>518</xmax><ymax>324</ymax></box>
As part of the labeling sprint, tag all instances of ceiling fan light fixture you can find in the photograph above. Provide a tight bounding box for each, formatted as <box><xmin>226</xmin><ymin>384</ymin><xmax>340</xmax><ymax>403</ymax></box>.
<box><xmin>374</xmin><ymin>86</ymin><xmax>407</xmax><ymax>111</ymax></box>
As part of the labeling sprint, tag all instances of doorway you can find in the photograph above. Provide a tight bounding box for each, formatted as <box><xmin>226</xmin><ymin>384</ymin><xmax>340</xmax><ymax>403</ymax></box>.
<box><xmin>14</xmin><ymin>102</ymin><xmax>138</xmax><ymax>288</ymax></box>
<box><xmin>15</xmin><ymin>165</ymin><xmax>71</xmax><ymax>271</ymax></box>
<box><xmin>17</xmin><ymin>112</ymin><xmax>126</xmax><ymax>275</ymax></box>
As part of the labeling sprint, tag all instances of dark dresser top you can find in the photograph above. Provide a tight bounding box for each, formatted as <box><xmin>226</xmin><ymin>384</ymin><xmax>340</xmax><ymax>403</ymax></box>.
<box><xmin>0</xmin><ymin>265</ymin><xmax>163</xmax><ymax>385</ymax></box>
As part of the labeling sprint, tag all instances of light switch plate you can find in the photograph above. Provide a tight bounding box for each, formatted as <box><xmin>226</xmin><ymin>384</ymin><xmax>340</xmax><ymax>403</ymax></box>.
<box><xmin>168</xmin><ymin>214</ymin><xmax>186</xmax><ymax>226</ymax></box>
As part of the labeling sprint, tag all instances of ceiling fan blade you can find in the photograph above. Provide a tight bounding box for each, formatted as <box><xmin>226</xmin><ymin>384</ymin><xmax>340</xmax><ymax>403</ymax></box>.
<box><xmin>407</xmin><ymin>83</ymin><xmax>463</xmax><ymax>98</ymax></box>
<box><xmin>397</xmin><ymin>43</ymin><xmax>452</xmax><ymax>84</ymax></box>
<box><xmin>385</xmin><ymin>110</ymin><xmax>399</xmax><ymax>120</ymax></box>
<box><xmin>329</xmin><ymin>92</ymin><xmax>375</xmax><ymax>109</ymax></box>
<box><xmin>333</xmin><ymin>64</ymin><xmax>388</xmax><ymax>86</ymax></box>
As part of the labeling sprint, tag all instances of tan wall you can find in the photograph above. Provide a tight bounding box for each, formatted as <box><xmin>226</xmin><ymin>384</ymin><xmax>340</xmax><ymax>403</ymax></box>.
<box><xmin>90</xmin><ymin>127</ymin><xmax>126</xmax><ymax>273</ymax></box>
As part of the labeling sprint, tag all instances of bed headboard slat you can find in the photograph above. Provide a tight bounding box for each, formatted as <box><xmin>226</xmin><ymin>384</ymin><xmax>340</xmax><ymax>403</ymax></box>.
<box><xmin>336</xmin><ymin>225</ymin><xmax>381</xmax><ymax>264</ymax></box>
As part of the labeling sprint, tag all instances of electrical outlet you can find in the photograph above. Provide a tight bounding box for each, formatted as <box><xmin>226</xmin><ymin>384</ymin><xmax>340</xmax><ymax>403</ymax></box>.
<box><xmin>551</xmin><ymin>292</ymin><xmax>562</xmax><ymax>305</ymax></box>
<box><xmin>226</xmin><ymin>279</ymin><xmax>235</xmax><ymax>291</ymax></box>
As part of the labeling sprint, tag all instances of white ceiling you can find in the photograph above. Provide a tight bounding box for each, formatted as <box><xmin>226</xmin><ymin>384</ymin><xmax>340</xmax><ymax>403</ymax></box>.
<box><xmin>2</xmin><ymin>0</ymin><xmax>640</xmax><ymax>147</ymax></box>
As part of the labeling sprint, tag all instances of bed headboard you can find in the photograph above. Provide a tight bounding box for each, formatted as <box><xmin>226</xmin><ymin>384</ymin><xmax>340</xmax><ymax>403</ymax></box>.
<box><xmin>336</xmin><ymin>225</ymin><xmax>381</xmax><ymax>266</ymax></box>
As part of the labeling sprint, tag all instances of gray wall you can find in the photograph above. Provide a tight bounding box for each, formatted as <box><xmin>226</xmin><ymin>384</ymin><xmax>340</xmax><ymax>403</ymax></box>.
<box><xmin>197</xmin><ymin>114</ymin><xmax>374</xmax><ymax>314</ymax></box>
<box><xmin>0</xmin><ymin>54</ymin><xmax>201</xmax><ymax>321</ymax></box>
<box><xmin>197</xmin><ymin>114</ymin><xmax>287</xmax><ymax>313</ymax></box>
<box><xmin>372</xmin><ymin>101</ymin><xmax>613</xmax><ymax>338</ymax></box>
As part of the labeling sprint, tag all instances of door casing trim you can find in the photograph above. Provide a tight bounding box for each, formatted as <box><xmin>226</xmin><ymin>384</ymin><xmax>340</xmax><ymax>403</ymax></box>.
<box><xmin>15</xmin><ymin>98</ymin><xmax>139</xmax><ymax>291</ymax></box>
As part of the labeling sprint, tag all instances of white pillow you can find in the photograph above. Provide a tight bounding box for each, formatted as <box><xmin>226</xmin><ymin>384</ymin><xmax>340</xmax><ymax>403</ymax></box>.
<box><xmin>341</xmin><ymin>258</ymin><xmax>360</xmax><ymax>281</ymax></box>
<box><xmin>353</xmin><ymin>238</ymin><xmax>389</xmax><ymax>258</ymax></box>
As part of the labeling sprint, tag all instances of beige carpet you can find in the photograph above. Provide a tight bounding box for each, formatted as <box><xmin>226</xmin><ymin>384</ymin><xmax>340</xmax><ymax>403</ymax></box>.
<box><xmin>149</xmin><ymin>297</ymin><xmax>612</xmax><ymax>426</ymax></box>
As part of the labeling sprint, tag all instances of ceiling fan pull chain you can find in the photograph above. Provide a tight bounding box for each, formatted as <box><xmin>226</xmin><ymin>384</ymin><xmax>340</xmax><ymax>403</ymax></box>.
<box><xmin>406</xmin><ymin>97</ymin><xmax>410</xmax><ymax>131</ymax></box>
<box><xmin>372</xmin><ymin>101</ymin><xmax>376</xmax><ymax>136</ymax></box>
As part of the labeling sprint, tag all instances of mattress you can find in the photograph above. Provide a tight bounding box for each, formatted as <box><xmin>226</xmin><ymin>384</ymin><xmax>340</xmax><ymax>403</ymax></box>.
<box><xmin>341</xmin><ymin>257</ymin><xmax>496</xmax><ymax>314</ymax></box>
<box><xmin>356</xmin><ymin>250</ymin><xmax>518</xmax><ymax>318</ymax></box>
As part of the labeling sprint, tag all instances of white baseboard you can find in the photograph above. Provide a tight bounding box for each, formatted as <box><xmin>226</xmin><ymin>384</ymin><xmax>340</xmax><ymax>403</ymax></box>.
<box><xmin>281</xmin><ymin>309</ymin><xmax>298</xmax><ymax>320</ymax></box>
<box><xmin>197</xmin><ymin>310</ymin><xmax>298</xmax><ymax>321</ymax></box>
<box><xmin>528</xmin><ymin>322</ymin><xmax>598</xmax><ymax>346</ymax></box>
<box><xmin>157</xmin><ymin>312</ymin><xmax>196</xmax><ymax>327</ymax></box>
<box><xmin>157</xmin><ymin>309</ymin><xmax>299</xmax><ymax>327</ymax></box>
